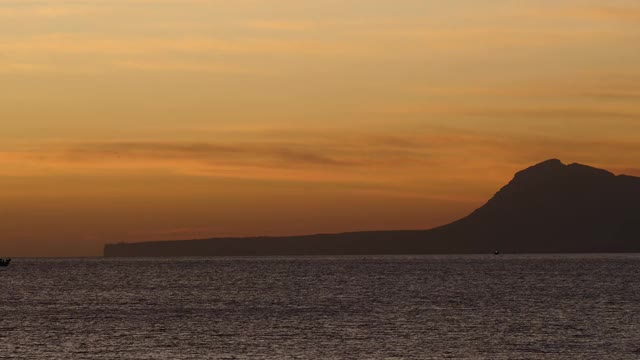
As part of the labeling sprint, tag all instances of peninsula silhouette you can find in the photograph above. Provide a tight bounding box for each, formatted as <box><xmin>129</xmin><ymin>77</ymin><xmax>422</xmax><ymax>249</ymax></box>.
<box><xmin>104</xmin><ymin>159</ymin><xmax>640</xmax><ymax>257</ymax></box>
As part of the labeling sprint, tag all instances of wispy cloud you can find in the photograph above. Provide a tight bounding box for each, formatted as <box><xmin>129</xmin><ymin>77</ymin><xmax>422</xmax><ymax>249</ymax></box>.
<box><xmin>7</xmin><ymin>140</ymin><xmax>361</xmax><ymax>180</ymax></box>
<box><xmin>0</xmin><ymin>62</ymin><xmax>53</xmax><ymax>74</ymax></box>
<box><xmin>564</xmin><ymin>6</ymin><xmax>640</xmax><ymax>22</ymax></box>
<box><xmin>3</xmin><ymin>129</ymin><xmax>639</xmax><ymax>184</ymax></box>
<box><xmin>114</xmin><ymin>60</ymin><xmax>259</xmax><ymax>74</ymax></box>
<box><xmin>581</xmin><ymin>91</ymin><xmax>640</xmax><ymax>100</ymax></box>
<box><xmin>367</xmin><ymin>104</ymin><xmax>640</xmax><ymax>122</ymax></box>
<box><xmin>0</xmin><ymin>5</ymin><xmax>99</xmax><ymax>17</ymax></box>
<box><xmin>0</xmin><ymin>34</ymin><xmax>363</xmax><ymax>56</ymax></box>
<box><xmin>244</xmin><ymin>20</ymin><xmax>318</xmax><ymax>31</ymax></box>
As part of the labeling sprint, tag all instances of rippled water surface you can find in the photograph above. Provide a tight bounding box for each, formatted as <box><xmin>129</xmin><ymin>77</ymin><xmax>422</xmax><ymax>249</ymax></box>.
<box><xmin>1</xmin><ymin>255</ymin><xmax>639</xmax><ymax>359</ymax></box>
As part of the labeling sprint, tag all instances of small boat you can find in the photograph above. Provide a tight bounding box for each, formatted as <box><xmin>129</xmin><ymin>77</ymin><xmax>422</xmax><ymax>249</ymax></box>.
<box><xmin>0</xmin><ymin>258</ymin><xmax>11</xmax><ymax>267</ymax></box>
<box><xmin>494</xmin><ymin>250</ymin><xmax>500</xmax><ymax>255</ymax></box>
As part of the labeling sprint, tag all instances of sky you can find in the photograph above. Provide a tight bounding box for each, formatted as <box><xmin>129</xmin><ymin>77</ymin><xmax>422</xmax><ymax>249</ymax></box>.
<box><xmin>1</xmin><ymin>0</ymin><xmax>640</xmax><ymax>257</ymax></box>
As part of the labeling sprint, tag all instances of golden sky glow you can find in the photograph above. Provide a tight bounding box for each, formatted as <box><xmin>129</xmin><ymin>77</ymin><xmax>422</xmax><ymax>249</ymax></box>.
<box><xmin>1</xmin><ymin>0</ymin><xmax>640</xmax><ymax>256</ymax></box>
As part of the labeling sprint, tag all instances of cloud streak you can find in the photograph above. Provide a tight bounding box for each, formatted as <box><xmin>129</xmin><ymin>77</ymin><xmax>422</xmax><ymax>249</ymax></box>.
<box><xmin>3</xmin><ymin>129</ymin><xmax>640</xmax><ymax>185</ymax></box>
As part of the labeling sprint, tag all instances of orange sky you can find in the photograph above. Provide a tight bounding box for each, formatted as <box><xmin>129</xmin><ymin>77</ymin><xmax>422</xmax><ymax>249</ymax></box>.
<box><xmin>1</xmin><ymin>0</ymin><xmax>640</xmax><ymax>256</ymax></box>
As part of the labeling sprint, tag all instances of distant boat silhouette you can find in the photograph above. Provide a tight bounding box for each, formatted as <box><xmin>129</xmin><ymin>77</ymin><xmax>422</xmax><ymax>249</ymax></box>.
<box><xmin>494</xmin><ymin>250</ymin><xmax>500</xmax><ymax>255</ymax></box>
<box><xmin>0</xmin><ymin>259</ymin><xmax>11</xmax><ymax>267</ymax></box>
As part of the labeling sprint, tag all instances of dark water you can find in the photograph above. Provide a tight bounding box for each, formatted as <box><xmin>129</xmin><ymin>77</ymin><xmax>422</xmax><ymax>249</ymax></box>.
<box><xmin>1</xmin><ymin>255</ymin><xmax>639</xmax><ymax>359</ymax></box>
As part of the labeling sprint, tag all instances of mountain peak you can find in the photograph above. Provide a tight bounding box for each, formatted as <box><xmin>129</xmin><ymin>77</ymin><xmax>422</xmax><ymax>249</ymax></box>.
<box><xmin>482</xmin><ymin>159</ymin><xmax>621</xmax><ymax>211</ymax></box>
<box><xmin>520</xmin><ymin>158</ymin><xmax>564</xmax><ymax>172</ymax></box>
<box><xmin>539</xmin><ymin>158</ymin><xmax>564</xmax><ymax>166</ymax></box>
<box><xmin>511</xmin><ymin>158</ymin><xmax>566</xmax><ymax>184</ymax></box>
<box><xmin>511</xmin><ymin>159</ymin><xmax>615</xmax><ymax>186</ymax></box>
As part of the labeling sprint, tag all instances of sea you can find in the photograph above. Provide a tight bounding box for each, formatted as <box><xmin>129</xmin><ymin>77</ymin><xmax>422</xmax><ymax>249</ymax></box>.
<box><xmin>1</xmin><ymin>255</ymin><xmax>639</xmax><ymax>359</ymax></box>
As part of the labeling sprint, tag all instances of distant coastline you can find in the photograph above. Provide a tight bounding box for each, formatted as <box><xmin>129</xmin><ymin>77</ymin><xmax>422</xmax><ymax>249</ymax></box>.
<box><xmin>105</xmin><ymin>160</ymin><xmax>640</xmax><ymax>257</ymax></box>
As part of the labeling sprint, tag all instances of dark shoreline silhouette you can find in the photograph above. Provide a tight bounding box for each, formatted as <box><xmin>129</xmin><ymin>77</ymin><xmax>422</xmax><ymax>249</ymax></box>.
<box><xmin>104</xmin><ymin>159</ymin><xmax>640</xmax><ymax>257</ymax></box>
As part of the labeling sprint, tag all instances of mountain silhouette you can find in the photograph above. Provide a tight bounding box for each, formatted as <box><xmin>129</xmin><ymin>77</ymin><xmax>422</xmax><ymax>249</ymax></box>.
<box><xmin>104</xmin><ymin>159</ymin><xmax>640</xmax><ymax>256</ymax></box>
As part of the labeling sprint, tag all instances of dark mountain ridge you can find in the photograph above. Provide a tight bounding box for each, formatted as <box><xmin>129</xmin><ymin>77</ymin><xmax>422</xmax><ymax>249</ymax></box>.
<box><xmin>104</xmin><ymin>159</ymin><xmax>640</xmax><ymax>256</ymax></box>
